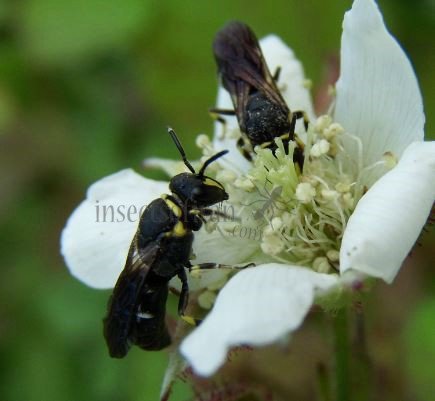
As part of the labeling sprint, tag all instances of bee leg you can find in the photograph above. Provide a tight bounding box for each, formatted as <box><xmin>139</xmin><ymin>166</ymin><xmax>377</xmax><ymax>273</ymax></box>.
<box><xmin>272</xmin><ymin>66</ymin><xmax>282</xmax><ymax>82</ymax></box>
<box><xmin>289</xmin><ymin>111</ymin><xmax>309</xmax><ymax>170</ymax></box>
<box><xmin>199</xmin><ymin>207</ymin><xmax>237</xmax><ymax>222</ymax></box>
<box><xmin>177</xmin><ymin>268</ymin><xmax>201</xmax><ymax>326</ymax></box>
<box><xmin>189</xmin><ymin>262</ymin><xmax>254</xmax><ymax>273</ymax></box>
<box><xmin>209</xmin><ymin>108</ymin><xmax>236</xmax><ymax>139</ymax></box>
<box><xmin>210</xmin><ymin>113</ymin><xmax>226</xmax><ymax>125</ymax></box>
<box><xmin>209</xmin><ymin>108</ymin><xmax>236</xmax><ymax>126</ymax></box>
<box><xmin>237</xmin><ymin>137</ymin><xmax>253</xmax><ymax>161</ymax></box>
<box><xmin>209</xmin><ymin>107</ymin><xmax>236</xmax><ymax>116</ymax></box>
<box><xmin>179</xmin><ymin>262</ymin><xmax>254</xmax><ymax>326</ymax></box>
<box><xmin>291</xmin><ymin>110</ymin><xmax>310</xmax><ymax>132</ymax></box>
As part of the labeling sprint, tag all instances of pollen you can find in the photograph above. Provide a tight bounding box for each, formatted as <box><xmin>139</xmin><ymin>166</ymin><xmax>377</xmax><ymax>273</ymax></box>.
<box><xmin>313</xmin><ymin>257</ymin><xmax>331</xmax><ymax>274</ymax></box>
<box><xmin>324</xmin><ymin>123</ymin><xmax>344</xmax><ymax>139</ymax></box>
<box><xmin>321</xmin><ymin>189</ymin><xmax>339</xmax><ymax>201</ymax></box>
<box><xmin>196</xmin><ymin>134</ymin><xmax>211</xmax><ymax>149</ymax></box>
<box><xmin>383</xmin><ymin>151</ymin><xmax>398</xmax><ymax>169</ymax></box>
<box><xmin>310</xmin><ymin>139</ymin><xmax>330</xmax><ymax>157</ymax></box>
<box><xmin>261</xmin><ymin>231</ymin><xmax>285</xmax><ymax>256</ymax></box>
<box><xmin>296</xmin><ymin>182</ymin><xmax>316</xmax><ymax>203</ymax></box>
<box><xmin>314</xmin><ymin>115</ymin><xmax>332</xmax><ymax>132</ymax></box>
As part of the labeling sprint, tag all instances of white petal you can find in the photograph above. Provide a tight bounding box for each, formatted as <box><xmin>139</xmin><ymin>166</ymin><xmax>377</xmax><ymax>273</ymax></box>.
<box><xmin>212</xmin><ymin>86</ymin><xmax>252</xmax><ymax>174</ymax></box>
<box><xmin>61</xmin><ymin>169</ymin><xmax>168</xmax><ymax>289</ymax></box>
<box><xmin>260</xmin><ymin>35</ymin><xmax>315</xmax><ymax>121</ymax></box>
<box><xmin>213</xmin><ymin>35</ymin><xmax>315</xmax><ymax>173</ymax></box>
<box><xmin>335</xmin><ymin>0</ymin><xmax>425</xmax><ymax>167</ymax></box>
<box><xmin>180</xmin><ymin>264</ymin><xmax>338</xmax><ymax>376</ymax></box>
<box><xmin>142</xmin><ymin>157</ymin><xmax>188</xmax><ymax>178</ymax></box>
<box><xmin>187</xmin><ymin>224</ymin><xmax>261</xmax><ymax>291</ymax></box>
<box><xmin>193</xmin><ymin>225</ymin><xmax>260</xmax><ymax>266</ymax></box>
<box><xmin>340</xmin><ymin>141</ymin><xmax>435</xmax><ymax>283</ymax></box>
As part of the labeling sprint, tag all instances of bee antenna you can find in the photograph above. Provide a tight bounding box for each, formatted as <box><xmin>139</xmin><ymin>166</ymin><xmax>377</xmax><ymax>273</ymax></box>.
<box><xmin>198</xmin><ymin>150</ymin><xmax>228</xmax><ymax>176</ymax></box>
<box><xmin>167</xmin><ymin>127</ymin><xmax>196</xmax><ymax>174</ymax></box>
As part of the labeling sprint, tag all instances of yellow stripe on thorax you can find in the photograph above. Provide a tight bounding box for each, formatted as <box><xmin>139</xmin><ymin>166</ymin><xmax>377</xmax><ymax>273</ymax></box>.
<box><xmin>172</xmin><ymin>221</ymin><xmax>186</xmax><ymax>237</ymax></box>
<box><xmin>161</xmin><ymin>195</ymin><xmax>182</xmax><ymax>218</ymax></box>
<box><xmin>160</xmin><ymin>195</ymin><xmax>187</xmax><ymax>237</ymax></box>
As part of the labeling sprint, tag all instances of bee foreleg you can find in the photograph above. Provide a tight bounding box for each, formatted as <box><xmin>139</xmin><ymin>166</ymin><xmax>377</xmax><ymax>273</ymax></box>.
<box><xmin>209</xmin><ymin>107</ymin><xmax>236</xmax><ymax>117</ymax></box>
<box><xmin>198</xmin><ymin>208</ymin><xmax>238</xmax><ymax>223</ymax></box>
<box><xmin>209</xmin><ymin>108</ymin><xmax>236</xmax><ymax>139</ymax></box>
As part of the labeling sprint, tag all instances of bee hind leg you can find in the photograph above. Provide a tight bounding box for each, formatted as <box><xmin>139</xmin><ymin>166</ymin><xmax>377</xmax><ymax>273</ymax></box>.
<box><xmin>177</xmin><ymin>268</ymin><xmax>201</xmax><ymax>326</ymax></box>
<box><xmin>177</xmin><ymin>262</ymin><xmax>254</xmax><ymax>326</ymax></box>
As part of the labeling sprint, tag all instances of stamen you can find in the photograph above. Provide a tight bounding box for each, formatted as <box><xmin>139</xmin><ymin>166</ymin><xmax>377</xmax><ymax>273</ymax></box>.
<box><xmin>194</xmin><ymin>113</ymin><xmax>387</xmax><ymax>281</ymax></box>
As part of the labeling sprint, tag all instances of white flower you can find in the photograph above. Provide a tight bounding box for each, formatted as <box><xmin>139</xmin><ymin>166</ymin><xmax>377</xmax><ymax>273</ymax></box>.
<box><xmin>179</xmin><ymin>0</ymin><xmax>434</xmax><ymax>376</ymax></box>
<box><xmin>60</xmin><ymin>0</ymin><xmax>434</xmax><ymax>380</ymax></box>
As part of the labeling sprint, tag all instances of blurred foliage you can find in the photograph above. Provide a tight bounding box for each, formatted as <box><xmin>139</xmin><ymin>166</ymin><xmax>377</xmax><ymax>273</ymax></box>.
<box><xmin>404</xmin><ymin>296</ymin><xmax>435</xmax><ymax>401</ymax></box>
<box><xmin>20</xmin><ymin>0</ymin><xmax>153</xmax><ymax>65</ymax></box>
<box><xmin>0</xmin><ymin>0</ymin><xmax>433</xmax><ymax>400</ymax></box>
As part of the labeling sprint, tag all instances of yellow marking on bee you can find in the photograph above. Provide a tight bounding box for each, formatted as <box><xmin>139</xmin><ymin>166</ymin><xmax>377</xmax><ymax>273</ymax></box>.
<box><xmin>181</xmin><ymin>315</ymin><xmax>197</xmax><ymax>326</ymax></box>
<box><xmin>204</xmin><ymin>177</ymin><xmax>224</xmax><ymax>190</ymax></box>
<box><xmin>164</xmin><ymin>221</ymin><xmax>186</xmax><ymax>238</ymax></box>
<box><xmin>162</xmin><ymin>196</ymin><xmax>182</xmax><ymax>218</ymax></box>
<box><xmin>295</xmin><ymin>134</ymin><xmax>305</xmax><ymax>150</ymax></box>
<box><xmin>173</xmin><ymin>221</ymin><xmax>186</xmax><ymax>237</ymax></box>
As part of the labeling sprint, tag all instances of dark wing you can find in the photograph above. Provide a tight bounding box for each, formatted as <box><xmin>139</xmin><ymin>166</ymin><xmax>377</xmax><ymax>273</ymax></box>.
<box><xmin>131</xmin><ymin>283</ymin><xmax>171</xmax><ymax>351</ymax></box>
<box><xmin>212</xmin><ymin>21</ymin><xmax>288</xmax><ymax>131</ymax></box>
<box><xmin>103</xmin><ymin>238</ymin><xmax>160</xmax><ymax>358</ymax></box>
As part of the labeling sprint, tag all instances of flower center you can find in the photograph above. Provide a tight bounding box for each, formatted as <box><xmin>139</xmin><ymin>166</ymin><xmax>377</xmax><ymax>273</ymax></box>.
<box><xmin>195</xmin><ymin>114</ymin><xmax>395</xmax><ymax>301</ymax></box>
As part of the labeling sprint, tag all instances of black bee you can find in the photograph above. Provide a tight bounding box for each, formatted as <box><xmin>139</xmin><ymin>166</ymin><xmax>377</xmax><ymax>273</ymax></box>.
<box><xmin>211</xmin><ymin>21</ymin><xmax>308</xmax><ymax>168</ymax></box>
<box><xmin>103</xmin><ymin>128</ymin><xmax>230</xmax><ymax>358</ymax></box>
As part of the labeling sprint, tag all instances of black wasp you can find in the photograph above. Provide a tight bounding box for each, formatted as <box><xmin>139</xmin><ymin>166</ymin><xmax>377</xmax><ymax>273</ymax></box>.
<box><xmin>211</xmin><ymin>21</ymin><xmax>308</xmax><ymax>168</ymax></box>
<box><xmin>104</xmin><ymin>128</ymin><xmax>230</xmax><ymax>358</ymax></box>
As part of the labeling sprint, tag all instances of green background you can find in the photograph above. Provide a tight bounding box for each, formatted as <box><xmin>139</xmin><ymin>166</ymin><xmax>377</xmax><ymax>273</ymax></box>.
<box><xmin>0</xmin><ymin>0</ymin><xmax>433</xmax><ymax>400</ymax></box>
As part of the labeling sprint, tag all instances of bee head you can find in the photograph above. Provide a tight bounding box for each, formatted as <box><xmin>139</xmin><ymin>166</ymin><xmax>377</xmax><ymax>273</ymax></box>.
<box><xmin>167</xmin><ymin>128</ymin><xmax>229</xmax><ymax>207</ymax></box>
<box><xmin>170</xmin><ymin>172</ymin><xmax>228</xmax><ymax>207</ymax></box>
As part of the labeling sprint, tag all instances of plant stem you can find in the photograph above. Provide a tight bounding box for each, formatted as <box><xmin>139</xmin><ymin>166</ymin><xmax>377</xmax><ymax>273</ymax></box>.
<box><xmin>317</xmin><ymin>363</ymin><xmax>332</xmax><ymax>401</ymax></box>
<box><xmin>333</xmin><ymin>307</ymin><xmax>350</xmax><ymax>401</ymax></box>
<box><xmin>352</xmin><ymin>310</ymin><xmax>373</xmax><ymax>401</ymax></box>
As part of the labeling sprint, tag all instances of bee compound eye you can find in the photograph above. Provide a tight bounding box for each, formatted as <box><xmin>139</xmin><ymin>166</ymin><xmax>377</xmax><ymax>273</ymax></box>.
<box><xmin>191</xmin><ymin>187</ymin><xmax>202</xmax><ymax>199</ymax></box>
